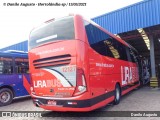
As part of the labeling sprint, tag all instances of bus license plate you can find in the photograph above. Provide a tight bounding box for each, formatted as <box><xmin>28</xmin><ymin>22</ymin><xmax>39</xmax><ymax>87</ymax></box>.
<box><xmin>47</xmin><ymin>100</ymin><xmax>57</xmax><ymax>105</ymax></box>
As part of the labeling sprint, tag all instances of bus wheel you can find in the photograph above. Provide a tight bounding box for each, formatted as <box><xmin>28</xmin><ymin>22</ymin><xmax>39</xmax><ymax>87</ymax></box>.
<box><xmin>113</xmin><ymin>84</ymin><xmax>121</xmax><ymax>105</ymax></box>
<box><xmin>0</xmin><ymin>88</ymin><xmax>13</xmax><ymax>106</ymax></box>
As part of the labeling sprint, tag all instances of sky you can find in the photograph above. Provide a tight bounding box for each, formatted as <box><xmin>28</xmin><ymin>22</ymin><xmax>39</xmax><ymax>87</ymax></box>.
<box><xmin>0</xmin><ymin>0</ymin><xmax>142</xmax><ymax>49</ymax></box>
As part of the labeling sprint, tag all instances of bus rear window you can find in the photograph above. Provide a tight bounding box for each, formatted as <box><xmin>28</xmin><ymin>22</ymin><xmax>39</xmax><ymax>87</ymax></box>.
<box><xmin>29</xmin><ymin>16</ymin><xmax>75</xmax><ymax>50</ymax></box>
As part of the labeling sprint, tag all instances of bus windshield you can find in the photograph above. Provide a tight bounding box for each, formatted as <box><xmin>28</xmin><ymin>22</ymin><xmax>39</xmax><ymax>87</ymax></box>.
<box><xmin>29</xmin><ymin>16</ymin><xmax>75</xmax><ymax>50</ymax></box>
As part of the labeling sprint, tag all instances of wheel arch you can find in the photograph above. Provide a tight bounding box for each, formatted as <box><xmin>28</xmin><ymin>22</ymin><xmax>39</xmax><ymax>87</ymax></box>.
<box><xmin>0</xmin><ymin>85</ymin><xmax>15</xmax><ymax>97</ymax></box>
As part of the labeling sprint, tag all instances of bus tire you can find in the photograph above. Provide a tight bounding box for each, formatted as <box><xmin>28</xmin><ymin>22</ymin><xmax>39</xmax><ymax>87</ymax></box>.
<box><xmin>0</xmin><ymin>88</ymin><xmax>13</xmax><ymax>106</ymax></box>
<box><xmin>113</xmin><ymin>84</ymin><xmax>121</xmax><ymax>105</ymax></box>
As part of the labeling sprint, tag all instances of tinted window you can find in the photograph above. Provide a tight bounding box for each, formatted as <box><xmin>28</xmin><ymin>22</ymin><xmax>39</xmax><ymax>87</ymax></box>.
<box><xmin>29</xmin><ymin>16</ymin><xmax>75</xmax><ymax>50</ymax></box>
<box><xmin>0</xmin><ymin>57</ymin><xmax>13</xmax><ymax>74</ymax></box>
<box><xmin>15</xmin><ymin>58</ymin><xmax>29</xmax><ymax>73</ymax></box>
<box><xmin>84</xmin><ymin>21</ymin><xmax>128</xmax><ymax>60</ymax></box>
<box><xmin>84</xmin><ymin>21</ymin><xmax>113</xmax><ymax>57</ymax></box>
<box><xmin>0</xmin><ymin>61</ymin><xmax>3</xmax><ymax>74</ymax></box>
<box><xmin>129</xmin><ymin>49</ymin><xmax>138</xmax><ymax>63</ymax></box>
<box><xmin>104</xmin><ymin>38</ymin><xmax>128</xmax><ymax>60</ymax></box>
<box><xmin>90</xmin><ymin>41</ymin><xmax>112</xmax><ymax>56</ymax></box>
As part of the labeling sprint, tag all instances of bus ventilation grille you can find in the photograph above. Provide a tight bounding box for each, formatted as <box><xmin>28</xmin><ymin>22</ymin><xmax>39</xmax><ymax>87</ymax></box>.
<box><xmin>33</xmin><ymin>54</ymin><xmax>71</xmax><ymax>69</ymax></box>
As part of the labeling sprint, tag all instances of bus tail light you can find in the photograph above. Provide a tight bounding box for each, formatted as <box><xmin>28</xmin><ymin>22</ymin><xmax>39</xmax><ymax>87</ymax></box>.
<box><xmin>74</xmin><ymin>68</ymin><xmax>87</xmax><ymax>96</ymax></box>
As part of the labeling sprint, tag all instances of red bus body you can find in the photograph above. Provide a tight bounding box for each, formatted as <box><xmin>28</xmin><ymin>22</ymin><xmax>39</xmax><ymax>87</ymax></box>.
<box><xmin>28</xmin><ymin>15</ymin><xmax>140</xmax><ymax>111</ymax></box>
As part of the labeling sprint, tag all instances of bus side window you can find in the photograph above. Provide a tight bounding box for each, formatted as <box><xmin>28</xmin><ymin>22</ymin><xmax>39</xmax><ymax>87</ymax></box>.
<box><xmin>84</xmin><ymin>20</ymin><xmax>113</xmax><ymax>58</ymax></box>
<box><xmin>0</xmin><ymin>58</ymin><xmax>13</xmax><ymax>74</ymax></box>
<box><xmin>84</xmin><ymin>20</ymin><xmax>128</xmax><ymax>61</ymax></box>
<box><xmin>117</xmin><ymin>42</ymin><xmax>128</xmax><ymax>61</ymax></box>
<box><xmin>129</xmin><ymin>48</ymin><xmax>138</xmax><ymax>63</ymax></box>
<box><xmin>104</xmin><ymin>37</ymin><xmax>128</xmax><ymax>61</ymax></box>
<box><xmin>104</xmin><ymin>38</ymin><xmax>120</xmax><ymax>59</ymax></box>
<box><xmin>15</xmin><ymin>59</ymin><xmax>29</xmax><ymax>74</ymax></box>
<box><xmin>0</xmin><ymin>61</ymin><xmax>3</xmax><ymax>74</ymax></box>
<box><xmin>125</xmin><ymin>47</ymin><xmax>132</xmax><ymax>62</ymax></box>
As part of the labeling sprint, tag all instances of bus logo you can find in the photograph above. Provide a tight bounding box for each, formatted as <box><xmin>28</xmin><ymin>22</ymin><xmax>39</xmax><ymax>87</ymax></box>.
<box><xmin>121</xmin><ymin>66</ymin><xmax>138</xmax><ymax>85</ymax></box>
<box><xmin>33</xmin><ymin>80</ymin><xmax>62</xmax><ymax>88</ymax></box>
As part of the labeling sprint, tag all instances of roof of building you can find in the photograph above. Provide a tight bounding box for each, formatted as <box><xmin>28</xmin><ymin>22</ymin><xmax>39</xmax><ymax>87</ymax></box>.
<box><xmin>92</xmin><ymin>0</ymin><xmax>160</xmax><ymax>34</ymax></box>
<box><xmin>0</xmin><ymin>40</ymin><xmax>28</xmax><ymax>52</ymax></box>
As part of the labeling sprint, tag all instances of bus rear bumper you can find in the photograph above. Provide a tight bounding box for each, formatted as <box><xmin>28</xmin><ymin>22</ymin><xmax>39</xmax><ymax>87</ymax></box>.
<box><xmin>32</xmin><ymin>97</ymin><xmax>92</xmax><ymax>111</ymax></box>
<box><xmin>41</xmin><ymin>105</ymin><xmax>92</xmax><ymax>112</ymax></box>
<box><xmin>31</xmin><ymin>92</ymin><xmax>115</xmax><ymax>112</ymax></box>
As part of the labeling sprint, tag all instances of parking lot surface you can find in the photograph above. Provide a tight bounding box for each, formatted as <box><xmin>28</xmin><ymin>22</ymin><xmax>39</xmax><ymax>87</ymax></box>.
<box><xmin>0</xmin><ymin>86</ymin><xmax>160</xmax><ymax>120</ymax></box>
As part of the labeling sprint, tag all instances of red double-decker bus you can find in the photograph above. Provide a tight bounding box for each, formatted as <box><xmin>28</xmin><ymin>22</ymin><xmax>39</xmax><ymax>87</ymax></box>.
<box><xmin>28</xmin><ymin>14</ymin><xmax>140</xmax><ymax>111</ymax></box>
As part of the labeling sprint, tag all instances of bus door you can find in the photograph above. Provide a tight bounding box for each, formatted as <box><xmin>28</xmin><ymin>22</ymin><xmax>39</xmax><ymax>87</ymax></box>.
<box><xmin>14</xmin><ymin>58</ymin><xmax>30</xmax><ymax>96</ymax></box>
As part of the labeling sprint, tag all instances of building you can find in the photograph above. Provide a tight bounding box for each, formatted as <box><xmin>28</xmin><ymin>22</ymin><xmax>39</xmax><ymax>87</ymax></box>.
<box><xmin>0</xmin><ymin>40</ymin><xmax>28</xmax><ymax>52</ymax></box>
<box><xmin>92</xmin><ymin>0</ymin><xmax>160</xmax><ymax>87</ymax></box>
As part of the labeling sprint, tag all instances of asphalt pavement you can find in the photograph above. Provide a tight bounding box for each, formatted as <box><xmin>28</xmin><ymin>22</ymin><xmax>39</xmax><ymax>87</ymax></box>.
<box><xmin>0</xmin><ymin>86</ymin><xmax>160</xmax><ymax>120</ymax></box>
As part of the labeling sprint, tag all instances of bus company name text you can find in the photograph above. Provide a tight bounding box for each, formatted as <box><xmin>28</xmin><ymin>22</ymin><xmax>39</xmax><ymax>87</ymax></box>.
<box><xmin>33</xmin><ymin>79</ymin><xmax>62</xmax><ymax>88</ymax></box>
<box><xmin>121</xmin><ymin>66</ymin><xmax>138</xmax><ymax>85</ymax></box>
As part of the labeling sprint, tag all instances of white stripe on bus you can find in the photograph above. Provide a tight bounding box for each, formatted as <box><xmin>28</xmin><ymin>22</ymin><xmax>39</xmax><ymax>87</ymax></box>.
<box><xmin>42</xmin><ymin>68</ymin><xmax>71</xmax><ymax>87</ymax></box>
